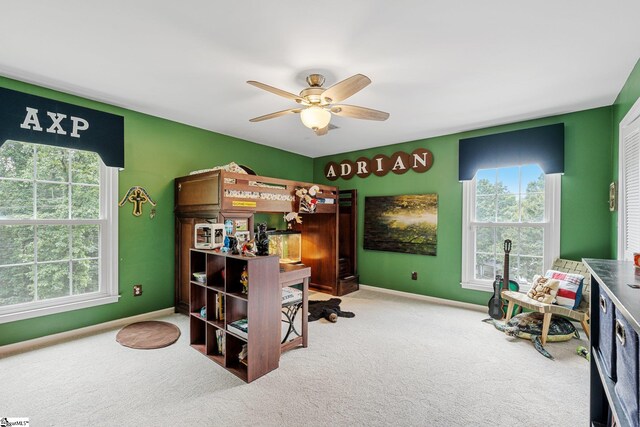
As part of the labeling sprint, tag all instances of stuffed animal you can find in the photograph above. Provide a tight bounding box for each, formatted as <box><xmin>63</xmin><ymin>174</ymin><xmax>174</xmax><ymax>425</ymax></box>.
<box><xmin>255</xmin><ymin>223</ymin><xmax>269</xmax><ymax>256</ymax></box>
<box><xmin>526</xmin><ymin>275</ymin><xmax>559</xmax><ymax>304</ymax></box>
<box><xmin>308</xmin><ymin>298</ymin><xmax>355</xmax><ymax>322</ymax></box>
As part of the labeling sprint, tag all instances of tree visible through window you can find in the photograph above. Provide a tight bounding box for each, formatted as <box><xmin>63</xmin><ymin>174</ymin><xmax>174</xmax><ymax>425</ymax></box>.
<box><xmin>0</xmin><ymin>140</ymin><xmax>110</xmax><ymax>313</ymax></box>
<box><xmin>461</xmin><ymin>164</ymin><xmax>560</xmax><ymax>291</ymax></box>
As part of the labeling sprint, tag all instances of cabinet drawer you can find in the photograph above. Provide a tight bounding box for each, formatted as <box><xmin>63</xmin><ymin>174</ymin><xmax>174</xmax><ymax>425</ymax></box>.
<box><xmin>613</xmin><ymin>309</ymin><xmax>639</xmax><ymax>427</ymax></box>
<box><xmin>597</xmin><ymin>289</ymin><xmax>617</xmax><ymax>380</ymax></box>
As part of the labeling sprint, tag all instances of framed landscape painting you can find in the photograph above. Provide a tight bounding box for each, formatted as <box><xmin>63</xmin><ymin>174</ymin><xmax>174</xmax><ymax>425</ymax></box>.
<box><xmin>364</xmin><ymin>194</ymin><xmax>438</xmax><ymax>256</ymax></box>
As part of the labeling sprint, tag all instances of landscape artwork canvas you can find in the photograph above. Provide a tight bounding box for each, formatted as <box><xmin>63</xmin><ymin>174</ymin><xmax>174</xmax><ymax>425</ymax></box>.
<box><xmin>364</xmin><ymin>194</ymin><xmax>438</xmax><ymax>256</ymax></box>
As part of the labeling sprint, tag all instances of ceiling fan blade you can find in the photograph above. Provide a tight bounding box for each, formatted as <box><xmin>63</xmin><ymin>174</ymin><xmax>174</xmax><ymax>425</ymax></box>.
<box><xmin>330</xmin><ymin>105</ymin><xmax>389</xmax><ymax>121</ymax></box>
<box><xmin>314</xmin><ymin>126</ymin><xmax>329</xmax><ymax>136</ymax></box>
<box><xmin>249</xmin><ymin>108</ymin><xmax>301</xmax><ymax>122</ymax></box>
<box><xmin>321</xmin><ymin>74</ymin><xmax>371</xmax><ymax>104</ymax></box>
<box><xmin>247</xmin><ymin>81</ymin><xmax>305</xmax><ymax>104</ymax></box>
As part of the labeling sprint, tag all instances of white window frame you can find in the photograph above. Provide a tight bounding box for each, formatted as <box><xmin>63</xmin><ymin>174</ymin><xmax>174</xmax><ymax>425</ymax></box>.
<box><xmin>0</xmin><ymin>145</ymin><xmax>119</xmax><ymax>324</ymax></box>
<box><xmin>618</xmin><ymin>96</ymin><xmax>640</xmax><ymax>261</ymax></box>
<box><xmin>461</xmin><ymin>168</ymin><xmax>561</xmax><ymax>292</ymax></box>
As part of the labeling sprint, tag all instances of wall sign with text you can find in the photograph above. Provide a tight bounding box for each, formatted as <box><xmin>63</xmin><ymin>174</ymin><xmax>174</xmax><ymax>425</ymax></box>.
<box><xmin>0</xmin><ymin>87</ymin><xmax>125</xmax><ymax>168</ymax></box>
<box><xmin>324</xmin><ymin>148</ymin><xmax>433</xmax><ymax>181</ymax></box>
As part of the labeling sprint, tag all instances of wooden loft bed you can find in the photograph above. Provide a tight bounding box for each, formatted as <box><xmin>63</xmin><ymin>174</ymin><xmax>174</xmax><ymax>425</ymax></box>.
<box><xmin>174</xmin><ymin>169</ymin><xmax>347</xmax><ymax>315</ymax></box>
<box><xmin>175</xmin><ymin>169</ymin><xmax>338</xmax><ymax>214</ymax></box>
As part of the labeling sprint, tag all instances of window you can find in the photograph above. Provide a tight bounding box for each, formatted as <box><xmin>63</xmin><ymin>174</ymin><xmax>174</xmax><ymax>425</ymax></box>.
<box><xmin>461</xmin><ymin>164</ymin><xmax>560</xmax><ymax>292</ymax></box>
<box><xmin>0</xmin><ymin>140</ymin><xmax>118</xmax><ymax>323</ymax></box>
<box><xmin>618</xmin><ymin>100</ymin><xmax>640</xmax><ymax>261</ymax></box>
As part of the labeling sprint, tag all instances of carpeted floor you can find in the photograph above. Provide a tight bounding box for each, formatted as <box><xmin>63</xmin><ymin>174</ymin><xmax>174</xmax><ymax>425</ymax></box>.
<box><xmin>0</xmin><ymin>289</ymin><xmax>589</xmax><ymax>426</ymax></box>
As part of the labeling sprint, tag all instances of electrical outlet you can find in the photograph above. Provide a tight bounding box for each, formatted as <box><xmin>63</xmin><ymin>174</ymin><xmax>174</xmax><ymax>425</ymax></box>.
<box><xmin>133</xmin><ymin>284</ymin><xmax>143</xmax><ymax>296</ymax></box>
<box><xmin>411</xmin><ymin>272</ymin><xmax>418</xmax><ymax>280</ymax></box>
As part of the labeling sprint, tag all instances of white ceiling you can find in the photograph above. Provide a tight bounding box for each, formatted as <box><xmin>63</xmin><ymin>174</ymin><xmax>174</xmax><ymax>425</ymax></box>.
<box><xmin>1</xmin><ymin>1</ymin><xmax>639</xmax><ymax>158</ymax></box>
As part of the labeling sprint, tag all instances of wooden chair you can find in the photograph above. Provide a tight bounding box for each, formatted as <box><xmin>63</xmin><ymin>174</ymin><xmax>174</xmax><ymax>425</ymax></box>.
<box><xmin>501</xmin><ymin>258</ymin><xmax>591</xmax><ymax>345</ymax></box>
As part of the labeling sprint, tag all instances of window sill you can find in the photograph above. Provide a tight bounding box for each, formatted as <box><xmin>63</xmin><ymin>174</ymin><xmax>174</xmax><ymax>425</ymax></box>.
<box><xmin>0</xmin><ymin>294</ymin><xmax>120</xmax><ymax>324</ymax></box>
<box><xmin>460</xmin><ymin>281</ymin><xmax>493</xmax><ymax>292</ymax></box>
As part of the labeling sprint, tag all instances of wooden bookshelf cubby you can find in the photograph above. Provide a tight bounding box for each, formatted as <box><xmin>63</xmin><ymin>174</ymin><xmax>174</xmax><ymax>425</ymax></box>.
<box><xmin>189</xmin><ymin>249</ymin><xmax>281</xmax><ymax>383</ymax></box>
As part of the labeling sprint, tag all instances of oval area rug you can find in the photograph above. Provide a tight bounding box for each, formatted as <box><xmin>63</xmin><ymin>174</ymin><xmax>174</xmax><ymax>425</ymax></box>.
<box><xmin>116</xmin><ymin>321</ymin><xmax>181</xmax><ymax>349</ymax></box>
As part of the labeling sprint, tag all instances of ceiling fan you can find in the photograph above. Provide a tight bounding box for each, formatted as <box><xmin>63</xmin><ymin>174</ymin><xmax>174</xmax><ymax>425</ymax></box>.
<box><xmin>247</xmin><ymin>73</ymin><xmax>389</xmax><ymax>136</ymax></box>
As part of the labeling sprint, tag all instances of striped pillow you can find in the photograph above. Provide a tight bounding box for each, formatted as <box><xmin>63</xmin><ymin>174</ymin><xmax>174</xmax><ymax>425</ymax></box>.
<box><xmin>545</xmin><ymin>270</ymin><xmax>584</xmax><ymax>309</ymax></box>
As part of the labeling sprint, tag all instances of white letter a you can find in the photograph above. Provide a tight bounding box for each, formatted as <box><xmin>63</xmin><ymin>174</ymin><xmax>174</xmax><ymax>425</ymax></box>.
<box><xmin>20</xmin><ymin>107</ymin><xmax>43</xmax><ymax>131</ymax></box>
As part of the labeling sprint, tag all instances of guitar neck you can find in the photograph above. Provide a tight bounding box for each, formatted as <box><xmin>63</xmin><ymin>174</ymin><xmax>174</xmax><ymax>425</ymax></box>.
<box><xmin>503</xmin><ymin>253</ymin><xmax>510</xmax><ymax>290</ymax></box>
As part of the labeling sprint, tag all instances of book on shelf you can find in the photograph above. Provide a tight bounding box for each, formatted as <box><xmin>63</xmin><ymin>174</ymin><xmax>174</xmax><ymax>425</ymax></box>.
<box><xmin>214</xmin><ymin>293</ymin><xmax>225</xmax><ymax>321</ymax></box>
<box><xmin>227</xmin><ymin>318</ymin><xmax>248</xmax><ymax>339</ymax></box>
<box><xmin>215</xmin><ymin>329</ymin><xmax>225</xmax><ymax>355</ymax></box>
<box><xmin>239</xmin><ymin>343</ymin><xmax>248</xmax><ymax>366</ymax></box>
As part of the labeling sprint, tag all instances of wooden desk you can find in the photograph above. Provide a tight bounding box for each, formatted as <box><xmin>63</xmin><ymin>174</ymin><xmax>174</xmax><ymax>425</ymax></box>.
<box><xmin>279</xmin><ymin>263</ymin><xmax>310</xmax><ymax>353</ymax></box>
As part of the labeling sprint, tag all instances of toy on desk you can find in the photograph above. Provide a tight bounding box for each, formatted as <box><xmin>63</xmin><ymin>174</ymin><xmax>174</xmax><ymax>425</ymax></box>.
<box><xmin>240</xmin><ymin>265</ymin><xmax>249</xmax><ymax>294</ymax></box>
<box><xmin>256</xmin><ymin>223</ymin><xmax>270</xmax><ymax>256</ymax></box>
<box><xmin>194</xmin><ymin>223</ymin><xmax>225</xmax><ymax>249</ymax></box>
<box><xmin>228</xmin><ymin>235</ymin><xmax>239</xmax><ymax>255</ymax></box>
<box><xmin>242</xmin><ymin>238</ymin><xmax>256</xmax><ymax>257</ymax></box>
<box><xmin>296</xmin><ymin>187</ymin><xmax>318</xmax><ymax>213</ymax></box>
<box><xmin>221</xmin><ymin>235</ymin><xmax>230</xmax><ymax>253</ymax></box>
<box><xmin>284</xmin><ymin>211</ymin><xmax>303</xmax><ymax>226</ymax></box>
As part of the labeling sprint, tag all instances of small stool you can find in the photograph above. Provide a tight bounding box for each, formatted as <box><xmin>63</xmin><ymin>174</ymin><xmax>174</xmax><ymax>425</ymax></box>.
<box><xmin>281</xmin><ymin>286</ymin><xmax>303</xmax><ymax>344</ymax></box>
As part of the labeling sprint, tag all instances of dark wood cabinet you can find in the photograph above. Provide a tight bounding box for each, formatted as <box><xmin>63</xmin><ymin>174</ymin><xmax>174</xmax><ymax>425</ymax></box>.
<box><xmin>175</xmin><ymin>171</ymin><xmax>220</xmax><ymax>214</ymax></box>
<box><xmin>175</xmin><ymin>216</ymin><xmax>192</xmax><ymax>314</ymax></box>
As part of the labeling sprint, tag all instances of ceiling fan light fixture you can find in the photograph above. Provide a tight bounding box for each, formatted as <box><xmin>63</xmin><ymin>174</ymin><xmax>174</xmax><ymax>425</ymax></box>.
<box><xmin>300</xmin><ymin>106</ymin><xmax>331</xmax><ymax>130</ymax></box>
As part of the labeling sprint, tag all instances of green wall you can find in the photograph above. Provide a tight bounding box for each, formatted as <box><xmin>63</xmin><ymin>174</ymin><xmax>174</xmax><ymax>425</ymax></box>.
<box><xmin>2</xmin><ymin>65</ymin><xmax>630</xmax><ymax>344</ymax></box>
<box><xmin>611</xmin><ymin>58</ymin><xmax>640</xmax><ymax>257</ymax></box>
<box><xmin>0</xmin><ymin>76</ymin><xmax>313</xmax><ymax>346</ymax></box>
<box><xmin>314</xmin><ymin>108</ymin><xmax>613</xmax><ymax>306</ymax></box>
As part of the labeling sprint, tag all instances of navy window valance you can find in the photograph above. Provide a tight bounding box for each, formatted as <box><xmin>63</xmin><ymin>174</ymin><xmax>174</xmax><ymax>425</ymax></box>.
<box><xmin>458</xmin><ymin>123</ymin><xmax>564</xmax><ymax>181</ymax></box>
<box><xmin>0</xmin><ymin>87</ymin><xmax>124</xmax><ymax>168</ymax></box>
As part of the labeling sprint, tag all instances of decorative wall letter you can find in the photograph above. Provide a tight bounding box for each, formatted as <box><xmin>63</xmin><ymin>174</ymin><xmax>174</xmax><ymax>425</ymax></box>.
<box><xmin>324</xmin><ymin>148</ymin><xmax>434</xmax><ymax>181</ymax></box>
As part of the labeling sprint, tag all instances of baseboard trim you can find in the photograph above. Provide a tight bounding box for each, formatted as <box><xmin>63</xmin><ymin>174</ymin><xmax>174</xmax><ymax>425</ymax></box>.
<box><xmin>0</xmin><ymin>307</ymin><xmax>176</xmax><ymax>357</ymax></box>
<box><xmin>358</xmin><ymin>284</ymin><xmax>486</xmax><ymax>313</ymax></box>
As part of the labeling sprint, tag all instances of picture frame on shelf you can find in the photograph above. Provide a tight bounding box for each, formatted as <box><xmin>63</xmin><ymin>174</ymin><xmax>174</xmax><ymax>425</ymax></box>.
<box><xmin>235</xmin><ymin>219</ymin><xmax>249</xmax><ymax>231</ymax></box>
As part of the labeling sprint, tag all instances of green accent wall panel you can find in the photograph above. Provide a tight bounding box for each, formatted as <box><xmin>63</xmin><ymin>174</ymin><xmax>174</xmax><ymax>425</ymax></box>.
<box><xmin>611</xmin><ymin>58</ymin><xmax>640</xmax><ymax>258</ymax></box>
<box><xmin>313</xmin><ymin>107</ymin><xmax>613</xmax><ymax>306</ymax></box>
<box><xmin>0</xmin><ymin>75</ymin><xmax>313</xmax><ymax>346</ymax></box>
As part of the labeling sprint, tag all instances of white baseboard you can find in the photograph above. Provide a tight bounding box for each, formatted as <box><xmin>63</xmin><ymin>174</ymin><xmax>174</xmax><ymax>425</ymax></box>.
<box><xmin>358</xmin><ymin>284</ymin><xmax>486</xmax><ymax>313</ymax></box>
<box><xmin>0</xmin><ymin>307</ymin><xmax>176</xmax><ymax>357</ymax></box>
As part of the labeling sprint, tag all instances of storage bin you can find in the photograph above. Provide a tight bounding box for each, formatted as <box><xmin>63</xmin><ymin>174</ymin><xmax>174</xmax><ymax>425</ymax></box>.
<box><xmin>597</xmin><ymin>289</ymin><xmax>617</xmax><ymax>380</ymax></box>
<box><xmin>613</xmin><ymin>308</ymin><xmax>639</xmax><ymax>427</ymax></box>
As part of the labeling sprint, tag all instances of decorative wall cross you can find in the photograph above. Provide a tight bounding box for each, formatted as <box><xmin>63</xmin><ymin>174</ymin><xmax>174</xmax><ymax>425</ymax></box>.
<box><xmin>118</xmin><ymin>186</ymin><xmax>157</xmax><ymax>216</ymax></box>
